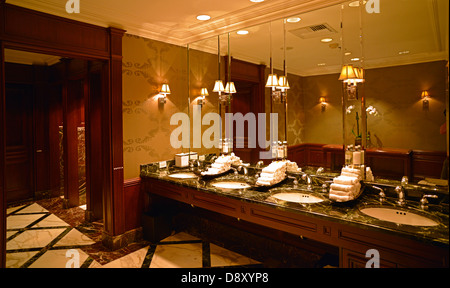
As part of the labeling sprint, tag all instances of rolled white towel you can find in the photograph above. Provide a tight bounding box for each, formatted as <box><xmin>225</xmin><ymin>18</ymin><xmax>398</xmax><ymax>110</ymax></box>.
<box><xmin>341</xmin><ymin>171</ymin><xmax>361</xmax><ymax>180</ymax></box>
<box><xmin>342</xmin><ymin>167</ymin><xmax>361</xmax><ymax>175</ymax></box>
<box><xmin>329</xmin><ymin>193</ymin><xmax>353</xmax><ymax>202</ymax></box>
<box><xmin>329</xmin><ymin>189</ymin><xmax>351</xmax><ymax>197</ymax></box>
<box><xmin>333</xmin><ymin>175</ymin><xmax>359</xmax><ymax>185</ymax></box>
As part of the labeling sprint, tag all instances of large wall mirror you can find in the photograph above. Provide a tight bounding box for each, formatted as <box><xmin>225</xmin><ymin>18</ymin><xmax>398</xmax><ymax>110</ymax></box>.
<box><xmin>187</xmin><ymin>0</ymin><xmax>449</xmax><ymax>182</ymax></box>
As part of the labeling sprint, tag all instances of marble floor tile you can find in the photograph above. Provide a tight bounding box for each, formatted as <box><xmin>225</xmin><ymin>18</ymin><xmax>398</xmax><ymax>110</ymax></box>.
<box><xmin>28</xmin><ymin>248</ymin><xmax>90</xmax><ymax>268</ymax></box>
<box><xmin>6</xmin><ymin>251</ymin><xmax>39</xmax><ymax>268</ymax></box>
<box><xmin>6</xmin><ymin>205</ymin><xmax>26</xmax><ymax>215</ymax></box>
<box><xmin>210</xmin><ymin>243</ymin><xmax>261</xmax><ymax>267</ymax></box>
<box><xmin>100</xmin><ymin>246</ymin><xmax>150</xmax><ymax>268</ymax></box>
<box><xmin>150</xmin><ymin>243</ymin><xmax>203</xmax><ymax>268</ymax></box>
<box><xmin>160</xmin><ymin>232</ymin><xmax>200</xmax><ymax>242</ymax></box>
<box><xmin>53</xmin><ymin>228</ymin><xmax>95</xmax><ymax>247</ymax></box>
<box><xmin>15</xmin><ymin>203</ymin><xmax>48</xmax><ymax>214</ymax></box>
<box><xmin>32</xmin><ymin>214</ymin><xmax>70</xmax><ymax>228</ymax></box>
<box><xmin>7</xmin><ymin>228</ymin><xmax>67</xmax><ymax>250</ymax></box>
<box><xmin>7</xmin><ymin>214</ymin><xmax>47</xmax><ymax>230</ymax></box>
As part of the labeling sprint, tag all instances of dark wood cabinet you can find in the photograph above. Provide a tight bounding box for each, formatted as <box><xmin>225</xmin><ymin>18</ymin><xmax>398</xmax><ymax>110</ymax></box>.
<box><xmin>143</xmin><ymin>177</ymin><xmax>448</xmax><ymax>268</ymax></box>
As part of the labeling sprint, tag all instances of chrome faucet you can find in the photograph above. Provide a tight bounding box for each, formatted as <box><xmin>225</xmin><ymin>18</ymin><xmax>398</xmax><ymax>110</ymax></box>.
<box><xmin>420</xmin><ymin>194</ymin><xmax>438</xmax><ymax>210</ymax></box>
<box><xmin>237</xmin><ymin>165</ymin><xmax>248</xmax><ymax>176</ymax></box>
<box><xmin>256</xmin><ymin>161</ymin><xmax>264</xmax><ymax>169</ymax></box>
<box><xmin>302</xmin><ymin>173</ymin><xmax>312</xmax><ymax>190</ymax></box>
<box><xmin>371</xmin><ymin>186</ymin><xmax>386</xmax><ymax>204</ymax></box>
<box><xmin>287</xmin><ymin>175</ymin><xmax>299</xmax><ymax>187</ymax></box>
<box><xmin>395</xmin><ymin>186</ymin><xmax>407</xmax><ymax>206</ymax></box>
<box><xmin>401</xmin><ymin>176</ymin><xmax>409</xmax><ymax>186</ymax></box>
<box><xmin>316</xmin><ymin>167</ymin><xmax>324</xmax><ymax>175</ymax></box>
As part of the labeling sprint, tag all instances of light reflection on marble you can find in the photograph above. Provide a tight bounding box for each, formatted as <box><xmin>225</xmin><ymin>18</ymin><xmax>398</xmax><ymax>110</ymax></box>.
<box><xmin>32</xmin><ymin>214</ymin><xmax>70</xmax><ymax>228</ymax></box>
<box><xmin>149</xmin><ymin>243</ymin><xmax>203</xmax><ymax>268</ymax></box>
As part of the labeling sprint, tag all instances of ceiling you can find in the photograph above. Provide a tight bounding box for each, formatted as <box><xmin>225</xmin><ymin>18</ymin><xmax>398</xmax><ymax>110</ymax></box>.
<box><xmin>4</xmin><ymin>0</ymin><xmax>449</xmax><ymax>76</ymax></box>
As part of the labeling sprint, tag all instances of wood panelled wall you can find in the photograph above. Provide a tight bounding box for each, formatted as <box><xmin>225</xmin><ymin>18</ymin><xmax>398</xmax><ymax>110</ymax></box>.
<box><xmin>290</xmin><ymin>143</ymin><xmax>447</xmax><ymax>181</ymax></box>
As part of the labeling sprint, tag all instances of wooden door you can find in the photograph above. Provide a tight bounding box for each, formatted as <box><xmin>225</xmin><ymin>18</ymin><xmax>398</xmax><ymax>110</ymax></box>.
<box><xmin>5</xmin><ymin>83</ymin><xmax>34</xmax><ymax>202</ymax></box>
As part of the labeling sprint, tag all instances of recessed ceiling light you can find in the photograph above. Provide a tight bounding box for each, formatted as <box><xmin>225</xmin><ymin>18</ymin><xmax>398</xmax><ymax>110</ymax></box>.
<box><xmin>236</xmin><ymin>30</ymin><xmax>249</xmax><ymax>35</ymax></box>
<box><xmin>317</xmin><ymin>63</ymin><xmax>326</xmax><ymax>66</ymax></box>
<box><xmin>196</xmin><ymin>15</ymin><xmax>211</xmax><ymax>21</ymax></box>
<box><xmin>286</xmin><ymin>17</ymin><xmax>301</xmax><ymax>23</ymax></box>
<box><xmin>250</xmin><ymin>0</ymin><xmax>265</xmax><ymax>2</ymax></box>
<box><xmin>345</xmin><ymin>52</ymin><xmax>352</xmax><ymax>56</ymax></box>
<box><xmin>398</xmin><ymin>50</ymin><xmax>410</xmax><ymax>55</ymax></box>
<box><xmin>321</xmin><ymin>38</ymin><xmax>333</xmax><ymax>43</ymax></box>
<box><xmin>349</xmin><ymin>1</ymin><xmax>367</xmax><ymax>7</ymax></box>
<box><xmin>351</xmin><ymin>57</ymin><xmax>360</xmax><ymax>61</ymax></box>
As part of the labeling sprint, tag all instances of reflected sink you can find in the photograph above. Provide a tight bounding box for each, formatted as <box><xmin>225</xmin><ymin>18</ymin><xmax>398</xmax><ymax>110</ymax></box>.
<box><xmin>168</xmin><ymin>172</ymin><xmax>198</xmax><ymax>179</ymax></box>
<box><xmin>360</xmin><ymin>207</ymin><xmax>439</xmax><ymax>227</ymax></box>
<box><xmin>212</xmin><ymin>181</ymin><xmax>251</xmax><ymax>190</ymax></box>
<box><xmin>272</xmin><ymin>192</ymin><xmax>325</xmax><ymax>204</ymax></box>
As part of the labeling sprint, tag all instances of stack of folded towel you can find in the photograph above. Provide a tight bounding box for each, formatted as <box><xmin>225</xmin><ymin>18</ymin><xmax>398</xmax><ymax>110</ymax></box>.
<box><xmin>285</xmin><ymin>160</ymin><xmax>301</xmax><ymax>173</ymax></box>
<box><xmin>202</xmin><ymin>155</ymin><xmax>232</xmax><ymax>175</ymax></box>
<box><xmin>329</xmin><ymin>167</ymin><xmax>362</xmax><ymax>202</ymax></box>
<box><xmin>229</xmin><ymin>152</ymin><xmax>243</xmax><ymax>166</ymax></box>
<box><xmin>256</xmin><ymin>161</ymin><xmax>286</xmax><ymax>186</ymax></box>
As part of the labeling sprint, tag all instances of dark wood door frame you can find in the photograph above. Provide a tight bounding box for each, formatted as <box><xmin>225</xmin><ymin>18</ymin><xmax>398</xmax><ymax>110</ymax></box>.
<box><xmin>0</xmin><ymin>2</ymin><xmax>126</xmax><ymax>267</ymax></box>
<box><xmin>226</xmin><ymin>58</ymin><xmax>266</xmax><ymax>163</ymax></box>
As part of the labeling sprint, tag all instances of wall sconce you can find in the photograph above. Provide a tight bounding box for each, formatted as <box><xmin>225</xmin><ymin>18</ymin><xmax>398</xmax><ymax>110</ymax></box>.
<box><xmin>198</xmin><ymin>88</ymin><xmax>208</xmax><ymax>106</ymax></box>
<box><xmin>158</xmin><ymin>83</ymin><xmax>171</xmax><ymax>104</ymax></box>
<box><xmin>213</xmin><ymin>80</ymin><xmax>225</xmax><ymax>95</ymax></box>
<box><xmin>319</xmin><ymin>97</ymin><xmax>327</xmax><ymax>111</ymax></box>
<box><xmin>421</xmin><ymin>90</ymin><xmax>430</xmax><ymax>110</ymax></box>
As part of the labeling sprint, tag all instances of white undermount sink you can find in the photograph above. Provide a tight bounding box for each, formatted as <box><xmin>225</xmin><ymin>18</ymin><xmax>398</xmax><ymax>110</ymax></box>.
<box><xmin>272</xmin><ymin>192</ymin><xmax>325</xmax><ymax>204</ymax></box>
<box><xmin>360</xmin><ymin>207</ymin><xmax>439</xmax><ymax>227</ymax></box>
<box><xmin>168</xmin><ymin>172</ymin><xmax>197</xmax><ymax>179</ymax></box>
<box><xmin>212</xmin><ymin>181</ymin><xmax>251</xmax><ymax>190</ymax></box>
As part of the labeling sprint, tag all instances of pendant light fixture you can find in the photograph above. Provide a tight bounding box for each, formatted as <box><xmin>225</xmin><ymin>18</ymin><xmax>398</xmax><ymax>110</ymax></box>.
<box><xmin>213</xmin><ymin>35</ymin><xmax>225</xmax><ymax>96</ymax></box>
<box><xmin>266</xmin><ymin>22</ymin><xmax>278</xmax><ymax>91</ymax></box>
<box><xmin>276</xmin><ymin>18</ymin><xmax>290</xmax><ymax>100</ymax></box>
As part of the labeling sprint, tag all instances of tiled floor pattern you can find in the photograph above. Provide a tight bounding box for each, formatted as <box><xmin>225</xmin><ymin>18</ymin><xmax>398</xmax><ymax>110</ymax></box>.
<box><xmin>6</xmin><ymin>202</ymin><xmax>261</xmax><ymax>268</ymax></box>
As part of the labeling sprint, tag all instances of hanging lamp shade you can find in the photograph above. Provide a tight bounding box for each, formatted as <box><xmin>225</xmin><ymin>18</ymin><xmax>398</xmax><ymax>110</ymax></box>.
<box><xmin>160</xmin><ymin>83</ymin><xmax>171</xmax><ymax>94</ymax></box>
<box><xmin>213</xmin><ymin>80</ymin><xmax>225</xmax><ymax>93</ymax></box>
<box><xmin>224</xmin><ymin>82</ymin><xmax>236</xmax><ymax>94</ymax></box>
<box><xmin>213</xmin><ymin>80</ymin><xmax>224</xmax><ymax>92</ymax></box>
<box><xmin>266</xmin><ymin>74</ymin><xmax>279</xmax><ymax>88</ymax></box>
<box><xmin>338</xmin><ymin>65</ymin><xmax>357</xmax><ymax>83</ymax></box>
<box><xmin>277</xmin><ymin>76</ymin><xmax>290</xmax><ymax>91</ymax></box>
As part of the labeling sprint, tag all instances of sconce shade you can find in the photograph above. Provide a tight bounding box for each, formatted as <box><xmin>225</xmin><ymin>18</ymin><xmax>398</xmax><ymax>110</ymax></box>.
<box><xmin>354</xmin><ymin>67</ymin><xmax>365</xmax><ymax>83</ymax></box>
<box><xmin>319</xmin><ymin>97</ymin><xmax>326</xmax><ymax>103</ymax></box>
<box><xmin>421</xmin><ymin>91</ymin><xmax>430</xmax><ymax>98</ymax></box>
<box><xmin>201</xmin><ymin>88</ymin><xmax>209</xmax><ymax>97</ymax></box>
<box><xmin>277</xmin><ymin>76</ymin><xmax>290</xmax><ymax>90</ymax></box>
<box><xmin>338</xmin><ymin>65</ymin><xmax>357</xmax><ymax>82</ymax></box>
<box><xmin>213</xmin><ymin>80</ymin><xmax>225</xmax><ymax>93</ymax></box>
<box><xmin>224</xmin><ymin>82</ymin><xmax>236</xmax><ymax>94</ymax></box>
<box><xmin>266</xmin><ymin>74</ymin><xmax>279</xmax><ymax>87</ymax></box>
<box><xmin>160</xmin><ymin>83</ymin><xmax>171</xmax><ymax>94</ymax></box>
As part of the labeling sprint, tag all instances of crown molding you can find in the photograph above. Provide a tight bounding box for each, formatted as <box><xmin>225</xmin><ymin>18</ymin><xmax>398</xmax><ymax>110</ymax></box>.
<box><xmin>6</xmin><ymin>0</ymin><xmax>344</xmax><ymax>46</ymax></box>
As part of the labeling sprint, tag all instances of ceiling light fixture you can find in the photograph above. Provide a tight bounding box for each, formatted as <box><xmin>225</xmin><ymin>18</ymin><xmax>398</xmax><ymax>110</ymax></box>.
<box><xmin>196</xmin><ymin>15</ymin><xmax>211</xmax><ymax>21</ymax></box>
<box><xmin>351</xmin><ymin>57</ymin><xmax>360</xmax><ymax>61</ymax></box>
<box><xmin>286</xmin><ymin>17</ymin><xmax>301</xmax><ymax>23</ymax></box>
<box><xmin>321</xmin><ymin>38</ymin><xmax>333</xmax><ymax>43</ymax></box>
<box><xmin>236</xmin><ymin>30</ymin><xmax>249</xmax><ymax>35</ymax></box>
<box><xmin>250</xmin><ymin>0</ymin><xmax>265</xmax><ymax>2</ymax></box>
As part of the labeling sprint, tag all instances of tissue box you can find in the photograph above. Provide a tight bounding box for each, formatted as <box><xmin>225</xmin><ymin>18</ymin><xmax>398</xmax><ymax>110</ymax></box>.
<box><xmin>189</xmin><ymin>152</ymin><xmax>198</xmax><ymax>160</ymax></box>
<box><xmin>175</xmin><ymin>153</ymin><xmax>189</xmax><ymax>167</ymax></box>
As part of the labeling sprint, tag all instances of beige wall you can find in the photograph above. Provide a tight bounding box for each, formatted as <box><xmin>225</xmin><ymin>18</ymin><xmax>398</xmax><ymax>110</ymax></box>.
<box><xmin>122</xmin><ymin>33</ymin><xmax>447</xmax><ymax>179</ymax></box>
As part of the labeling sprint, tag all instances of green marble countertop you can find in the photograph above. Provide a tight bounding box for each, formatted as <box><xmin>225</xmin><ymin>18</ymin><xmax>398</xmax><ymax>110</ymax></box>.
<box><xmin>140</xmin><ymin>162</ymin><xmax>449</xmax><ymax>248</ymax></box>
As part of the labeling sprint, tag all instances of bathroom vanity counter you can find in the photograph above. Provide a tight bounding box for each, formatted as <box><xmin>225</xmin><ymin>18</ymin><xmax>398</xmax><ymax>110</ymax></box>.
<box><xmin>141</xmin><ymin>166</ymin><xmax>449</xmax><ymax>268</ymax></box>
